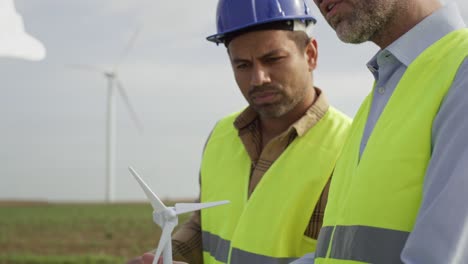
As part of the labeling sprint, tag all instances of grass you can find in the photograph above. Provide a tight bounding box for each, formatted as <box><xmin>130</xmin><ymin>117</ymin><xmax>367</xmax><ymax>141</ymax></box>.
<box><xmin>0</xmin><ymin>254</ymin><xmax>124</xmax><ymax>264</ymax></box>
<box><xmin>0</xmin><ymin>201</ymin><xmax>191</xmax><ymax>264</ymax></box>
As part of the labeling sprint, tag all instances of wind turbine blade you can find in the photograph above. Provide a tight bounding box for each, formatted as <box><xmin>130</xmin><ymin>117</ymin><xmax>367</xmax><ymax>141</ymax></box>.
<box><xmin>113</xmin><ymin>25</ymin><xmax>142</xmax><ymax>73</ymax></box>
<box><xmin>115</xmin><ymin>78</ymin><xmax>144</xmax><ymax>133</ymax></box>
<box><xmin>128</xmin><ymin>166</ymin><xmax>166</xmax><ymax>211</ymax></box>
<box><xmin>65</xmin><ymin>63</ymin><xmax>106</xmax><ymax>74</ymax></box>
<box><xmin>174</xmin><ymin>200</ymin><xmax>229</xmax><ymax>215</ymax></box>
<box><xmin>154</xmin><ymin>221</ymin><xmax>176</xmax><ymax>264</ymax></box>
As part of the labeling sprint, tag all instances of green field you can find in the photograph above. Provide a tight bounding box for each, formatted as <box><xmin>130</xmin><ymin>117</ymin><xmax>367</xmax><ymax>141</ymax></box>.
<box><xmin>0</xmin><ymin>201</ymin><xmax>191</xmax><ymax>264</ymax></box>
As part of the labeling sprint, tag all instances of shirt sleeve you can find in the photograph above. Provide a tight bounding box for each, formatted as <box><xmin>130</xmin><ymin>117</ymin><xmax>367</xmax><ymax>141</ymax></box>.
<box><xmin>172</xmin><ymin>169</ymin><xmax>204</xmax><ymax>263</ymax></box>
<box><xmin>400</xmin><ymin>58</ymin><xmax>468</xmax><ymax>263</ymax></box>
<box><xmin>172</xmin><ymin>210</ymin><xmax>203</xmax><ymax>264</ymax></box>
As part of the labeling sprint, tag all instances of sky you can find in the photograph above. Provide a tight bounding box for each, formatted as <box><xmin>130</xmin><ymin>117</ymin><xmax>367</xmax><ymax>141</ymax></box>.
<box><xmin>1</xmin><ymin>0</ymin><xmax>466</xmax><ymax>202</ymax></box>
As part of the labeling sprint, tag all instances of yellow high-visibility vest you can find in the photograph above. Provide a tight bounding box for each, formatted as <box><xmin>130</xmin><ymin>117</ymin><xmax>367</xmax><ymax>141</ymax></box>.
<box><xmin>315</xmin><ymin>29</ymin><xmax>468</xmax><ymax>264</ymax></box>
<box><xmin>201</xmin><ymin>107</ymin><xmax>351</xmax><ymax>264</ymax></box>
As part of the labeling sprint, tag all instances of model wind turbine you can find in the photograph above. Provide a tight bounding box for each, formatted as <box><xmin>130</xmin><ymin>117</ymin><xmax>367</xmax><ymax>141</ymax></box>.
<box><xmin>69</xmin><ymin>27</ymin><xmax>143</xmax><ymax>203</ymax></box>
<box><xmin>128</xmin><ymin>166</ymin><xmax>229</xmax><ymax>264</ymax></box>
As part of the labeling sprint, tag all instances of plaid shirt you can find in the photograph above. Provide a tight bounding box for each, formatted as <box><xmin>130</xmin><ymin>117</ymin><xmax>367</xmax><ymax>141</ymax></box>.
<box><xmin>172</xmin><ymin>88</ymin><xmax>332</xmax><ymax>264</ymax></box>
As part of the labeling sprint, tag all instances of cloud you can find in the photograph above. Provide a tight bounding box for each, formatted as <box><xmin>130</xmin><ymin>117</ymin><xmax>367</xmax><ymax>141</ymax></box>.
<box><xmin>455</xmin><ymin>0</ymin><xmax>468</xmax><ymax>20</ymax></box>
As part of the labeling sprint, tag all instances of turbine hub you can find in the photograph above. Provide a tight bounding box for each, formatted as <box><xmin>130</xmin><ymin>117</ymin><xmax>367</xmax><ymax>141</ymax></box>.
<box><xmin>153</xmin><ymin>208</ymin><xmax>178</xmax><ymax>226</ymax></box>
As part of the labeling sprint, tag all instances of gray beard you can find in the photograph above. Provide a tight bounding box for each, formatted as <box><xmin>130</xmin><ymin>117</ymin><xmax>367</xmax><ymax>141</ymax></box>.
<box><xmin>330</xmin><ymin>1</ymin><xmax>395</xmax><ymax>44</ymax></box>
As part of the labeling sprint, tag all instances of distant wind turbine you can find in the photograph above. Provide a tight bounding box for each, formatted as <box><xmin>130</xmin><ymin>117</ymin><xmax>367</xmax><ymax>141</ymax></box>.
<box><xmin>69</xmin><ymin>26</ymin><xmax>144</xmax><ymax>203</ymax></box>
<box><xmin>0</xmin><ymin>0</ymin><xmax>46</xmax><ymax>61</ymax></box>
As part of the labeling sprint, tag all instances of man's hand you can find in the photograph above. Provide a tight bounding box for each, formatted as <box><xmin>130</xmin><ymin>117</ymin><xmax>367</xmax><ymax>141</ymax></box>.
<box><xmin>126</xmin><ymin>256</ymin><xmax>143</xmax><ymax>264</ymax></box>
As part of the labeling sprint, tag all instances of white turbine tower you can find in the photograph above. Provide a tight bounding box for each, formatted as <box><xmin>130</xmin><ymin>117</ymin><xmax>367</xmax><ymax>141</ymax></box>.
<box><xmin>70</xmin><ymin>27</ymin><xmax>143</xmax><ymax>203</ymax></box>
<box><xmin>128</xmin><ymin>167</ymin><xmax>229</xmax><ymax>264</ymax></box>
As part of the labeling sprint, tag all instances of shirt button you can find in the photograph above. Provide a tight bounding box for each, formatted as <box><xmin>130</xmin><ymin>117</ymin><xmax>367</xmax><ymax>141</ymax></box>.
<box><xmin>377</xmin><ymin>87</ymin><xmax>385</xmax><ymax>94</ymax></box>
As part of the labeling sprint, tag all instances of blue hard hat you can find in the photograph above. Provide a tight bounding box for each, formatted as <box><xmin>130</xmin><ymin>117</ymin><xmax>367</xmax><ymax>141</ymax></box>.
<box><xmin>207</xmin><ymin>0</ymin><xmax>317</xmax><ymax>44</ymax></box>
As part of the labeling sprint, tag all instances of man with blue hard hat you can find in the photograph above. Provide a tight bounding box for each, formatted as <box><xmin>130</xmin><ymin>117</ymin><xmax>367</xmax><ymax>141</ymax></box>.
<box><xmin>131</xmin><ymin>0</ymin><xmax>351</xmax><ymax>263</ymax></box>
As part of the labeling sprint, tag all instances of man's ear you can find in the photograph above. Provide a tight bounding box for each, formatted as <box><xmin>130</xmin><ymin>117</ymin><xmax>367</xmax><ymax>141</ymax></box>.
<box><xmin>306</xmin><ymin>38</ymin><xmax>318</xmax><ymax>71</ymax></box>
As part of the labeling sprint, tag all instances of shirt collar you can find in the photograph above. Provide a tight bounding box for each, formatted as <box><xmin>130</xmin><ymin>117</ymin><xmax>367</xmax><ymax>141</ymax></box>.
<box><xmin>367</xmin><ymin>2</ymin><xmax>466</xmax><ymax>70</ymax></box>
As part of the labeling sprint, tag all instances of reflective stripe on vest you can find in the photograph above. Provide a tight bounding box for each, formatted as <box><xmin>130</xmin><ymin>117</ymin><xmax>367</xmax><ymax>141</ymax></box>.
<box><xmin>230</xmin><ymin>248</ymin><xmax>298</xmax><ymax>264</ymax></box>
<box><xmin>202</xmin><ymin>231</ymin><xmax>300</xmax><ymax>264</ymax></box>
<box><xmin>316</xmin><ymin>226</ymin><xmax>408</xmax><ymax>264</ymax></box>
<box><xmin>315</xmin><ymin>226</ymin><xmax>334</xmax><ymax>258</ymax></box>
<box><xmin>202</xmin><ymin>231</ymin><xmax>230</xmax><ymax>263</ymax></box>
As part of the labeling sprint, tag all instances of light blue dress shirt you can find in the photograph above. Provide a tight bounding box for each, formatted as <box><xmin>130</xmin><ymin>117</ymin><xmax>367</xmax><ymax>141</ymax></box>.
<box><xmin>293</xmin><ymin>3</ymin><xmax>468</xmax><ymax>264</ymax></box>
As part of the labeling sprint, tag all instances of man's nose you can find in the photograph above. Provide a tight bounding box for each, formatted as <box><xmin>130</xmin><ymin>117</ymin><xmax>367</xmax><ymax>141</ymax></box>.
<box><xmin>250</xmin><ymin>64</ymin><xmax>271</xmax><ymax>86</ymax></box>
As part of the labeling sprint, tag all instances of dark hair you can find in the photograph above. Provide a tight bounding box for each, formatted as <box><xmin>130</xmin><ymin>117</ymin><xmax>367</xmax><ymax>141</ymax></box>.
<box><xmin>224</xmin><ymin>20</ymin><xmax>312</xmax><ymax>51</ymax></box>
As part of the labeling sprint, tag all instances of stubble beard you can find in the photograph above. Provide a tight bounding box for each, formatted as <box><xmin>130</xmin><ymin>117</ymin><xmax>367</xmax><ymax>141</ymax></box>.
<box><xmin>250</xmin><ymin>86</ymin><xmax>305</xmax><ymax>119</ymax></box>
<box><xmin>329</xmin><ymin>1</ymin><xmax>394</xmax><ymax>44</ymax></box>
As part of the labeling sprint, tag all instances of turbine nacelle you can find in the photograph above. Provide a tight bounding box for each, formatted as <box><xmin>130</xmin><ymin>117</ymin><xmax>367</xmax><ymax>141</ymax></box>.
<box><xmin>104</xmin><ymin>71</ymin><xmax>116</xmax><ymax>79</ymax></box>
<box><xmin>153</xmin><ymin>208</ymin><xmax>178</xmax><ymax>227</ymax></box>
